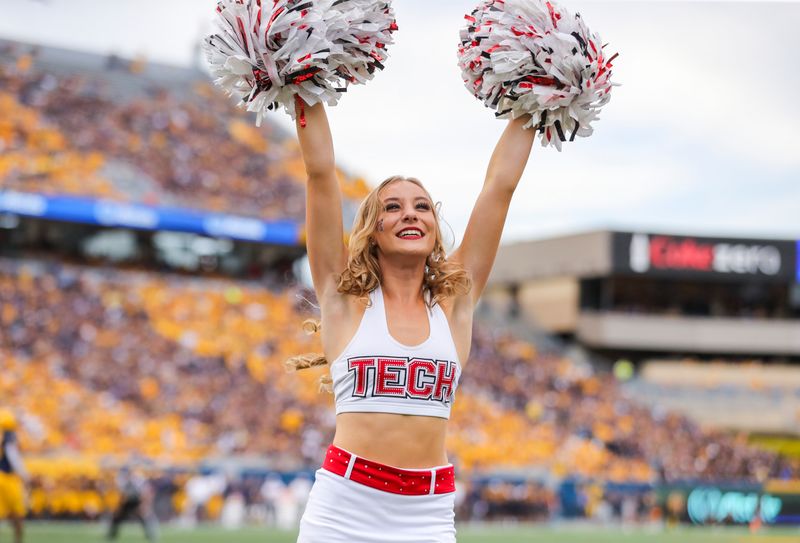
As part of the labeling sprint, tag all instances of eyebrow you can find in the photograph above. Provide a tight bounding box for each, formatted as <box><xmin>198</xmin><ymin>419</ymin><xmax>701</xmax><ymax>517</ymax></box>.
<box><xmin>383</xmin><ymin>197</ymin><xmax>431</xmax><ymax>203</ymax></box>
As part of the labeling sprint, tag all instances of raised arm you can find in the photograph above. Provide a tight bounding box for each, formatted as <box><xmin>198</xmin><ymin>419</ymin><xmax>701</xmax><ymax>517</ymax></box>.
<box><xmin>297</xmin><ymin>103</ymin><xmax>347</xmax><ymax>299</ymax></box>
<box><xmin>452</xmin><ymin>117</ymin><xmax>535</xmax><ymax>303</ymax></box>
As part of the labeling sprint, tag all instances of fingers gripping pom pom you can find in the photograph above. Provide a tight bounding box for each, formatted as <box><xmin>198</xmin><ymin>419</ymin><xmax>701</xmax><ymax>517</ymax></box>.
<box><xmin>458</xmin><ymin>0</ymin><xmax>618</xmax><ymax>150</ymax></box>
<box><xmin>204</xmin><ymin>0</ymin><xmax>397</xmax><ymax>126</ymax></box>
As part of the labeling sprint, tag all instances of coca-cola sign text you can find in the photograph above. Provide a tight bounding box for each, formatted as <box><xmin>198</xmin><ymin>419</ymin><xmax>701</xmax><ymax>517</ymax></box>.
<box><xmin>620</xmin><ymin>233</ymin><xmax>795</xmax><ymax>280</ymax></box>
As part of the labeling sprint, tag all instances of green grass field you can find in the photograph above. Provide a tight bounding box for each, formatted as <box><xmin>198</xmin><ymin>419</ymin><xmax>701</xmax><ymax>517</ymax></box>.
<box><xmin>7</xmin><ymin>523</ymin><xmax>799</xmax><ymax>543</ymax></box>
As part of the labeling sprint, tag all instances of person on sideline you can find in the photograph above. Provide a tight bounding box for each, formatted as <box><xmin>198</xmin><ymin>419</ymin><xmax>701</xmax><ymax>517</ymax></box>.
<box><xmin>106</xmin><ymin>466</ymin><xmax>158</xmax><ymax>542</ymax></box>
<box><xmin>0</xmin><ymin>409</ymin><xmax>28</xmax><ymax>543</ymax></box>
<box><xmin>289</xmin><ymin>102</ymin><xmax>534</xmax><ymax>542</ymax></box>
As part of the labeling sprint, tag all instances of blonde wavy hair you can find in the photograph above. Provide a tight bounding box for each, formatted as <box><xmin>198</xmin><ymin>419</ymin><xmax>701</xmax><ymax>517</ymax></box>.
<box><xmin>286</xmin><ymin>176</ymin><xmax>472</xmax><ymax>392</ymax></box>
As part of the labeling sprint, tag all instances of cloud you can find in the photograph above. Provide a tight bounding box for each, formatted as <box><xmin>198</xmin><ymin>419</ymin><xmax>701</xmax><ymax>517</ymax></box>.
<box><xmin>578</xmin><ymin>1</ymin><xmax>800</xmax><ymax>167</ymax></box>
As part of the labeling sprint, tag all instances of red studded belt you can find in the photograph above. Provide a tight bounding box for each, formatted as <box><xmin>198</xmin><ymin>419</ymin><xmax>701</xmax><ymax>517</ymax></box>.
<box><xmin>322</xmin><ymin>444</ymin><xmax>456</xmax><ymax>496</ymax></box>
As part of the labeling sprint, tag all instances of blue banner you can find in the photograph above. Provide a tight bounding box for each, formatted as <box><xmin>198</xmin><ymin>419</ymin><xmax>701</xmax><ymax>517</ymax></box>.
<box><xmin>0</xmin><ymin>191</ymin><xmax>301</xmax><ymax>246</ymax></box>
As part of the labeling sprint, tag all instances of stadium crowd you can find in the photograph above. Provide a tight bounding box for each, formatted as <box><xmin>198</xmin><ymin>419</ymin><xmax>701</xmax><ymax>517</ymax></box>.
<box><xmin>1</xmin><ymin>255</ymin><xmax>795</xmax><ymax>523</ymax></box>
<box><xmin>0</xmin><ymin>257</ymin><xmax>331</xmax><ymax>465</ymax></box>
<box><xmin>465</xmin><ymin>325</ymin><xmax>792</xmax><ymax>483</ymax></box>
<box><xmin>0</xmin><ymin>42</ymin><xmax>369</xmax><ymax>221</ymax></box>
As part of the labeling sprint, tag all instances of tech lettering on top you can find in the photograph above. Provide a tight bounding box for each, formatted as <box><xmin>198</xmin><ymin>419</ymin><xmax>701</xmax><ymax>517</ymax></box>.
<box><xmin>330</xmin><ymin>286</ymin><xmax>462</xmax><ymax>419</ymax></box>
<box><xmin>347</xmin><ymin>356</ymin><xmax>458</xmax><ymax>403</ymax></box>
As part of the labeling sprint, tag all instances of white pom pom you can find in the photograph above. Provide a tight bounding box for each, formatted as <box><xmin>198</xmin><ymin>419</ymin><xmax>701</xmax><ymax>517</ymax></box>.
<box><xmin>458</xmin><ymin>0</ymin><xmax>618</xmax><ymax>150</ymax></box>
<box><xmin>325</xmin><ymin>1</ymin><xmax>398</xmax><ymax>84</ymax></box>
<box><xmin>204</xmin><ymin>0</ymin><xmax>397</xmax><ymax>126</ymax></box>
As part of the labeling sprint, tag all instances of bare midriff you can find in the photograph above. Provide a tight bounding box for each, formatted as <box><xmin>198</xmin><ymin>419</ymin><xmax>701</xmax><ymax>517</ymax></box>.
<box><xmin>333</xmin><ymin>412</ymin><xmax>449</xmax><ymax>469</ymax></box>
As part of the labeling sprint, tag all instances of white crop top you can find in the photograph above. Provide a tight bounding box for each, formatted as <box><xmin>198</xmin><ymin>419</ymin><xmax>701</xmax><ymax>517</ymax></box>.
<box><xmin>330</xmin><ymin>286</ymin><xmax>462</xmax><ymax>420</ymax></box>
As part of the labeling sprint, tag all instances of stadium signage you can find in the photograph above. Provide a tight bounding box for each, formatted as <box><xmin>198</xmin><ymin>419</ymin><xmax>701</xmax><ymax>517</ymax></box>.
<box><xmin>95</xmin><ymin>202</ymin><xmax>159</xmax><ymax>229</ymax></box>
<box><xmin>204</xmin><ymin>215</ymin><xmax>267</xmax><ymax>241</ymax></box>
<box><xmin>0</xmin><ymin>191</ymin><xmax>301</xmax><ymax>246</ymax></box>
<box><xmin>687</xmin><ymin>487</ymin><xmax>782</xmax><ymax>525</ymax></box>
<box><xmin>615</xmin><ymin>233</ymin><xmax>797</xmax><ymax>281</ymax></box>
<box><xmin>0</xmin><ymin>191</ymin><xmax>47</xmax><ymax>216</ymax></box>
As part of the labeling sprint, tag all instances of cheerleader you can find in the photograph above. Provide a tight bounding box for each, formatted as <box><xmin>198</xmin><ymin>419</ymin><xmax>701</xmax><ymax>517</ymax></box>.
<box><xmin>204</xmin><ymin>1</ymin><xmax>614</xmax><ymax>540</ymax></box>
<box><xmin>288</xmin><ymin>102</ymin><xmax>534</xmax><ymax>542</ymax></box>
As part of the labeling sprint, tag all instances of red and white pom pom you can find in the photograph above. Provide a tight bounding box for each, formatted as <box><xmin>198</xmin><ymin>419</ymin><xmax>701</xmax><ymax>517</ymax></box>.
<box><xmin>204</xmin><ymin>0</ymin><xmax>397</xmax><ymax>126</ymax></box>
<box><xmin>325</xmin><ymin>1</ymin><xmax>398</xmax><ymax>85</ymax></box>
<box><xmin>458</xmin><ymin>0</ymin><xmax>618</xmax><ymax>150</ymax></box>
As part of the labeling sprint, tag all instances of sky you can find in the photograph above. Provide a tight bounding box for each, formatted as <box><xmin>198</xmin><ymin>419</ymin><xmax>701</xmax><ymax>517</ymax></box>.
<box><xmin>1</xmin><ymin>0</ymin><xmax>798</xmax><ymax>245</ymax></box>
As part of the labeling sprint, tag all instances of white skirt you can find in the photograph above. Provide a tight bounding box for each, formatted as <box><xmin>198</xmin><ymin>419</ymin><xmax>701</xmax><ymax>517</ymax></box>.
<box><xmin>297</xmin><ymin>468</ymin><xmax>456</xmax><ymax>543</ymax></box>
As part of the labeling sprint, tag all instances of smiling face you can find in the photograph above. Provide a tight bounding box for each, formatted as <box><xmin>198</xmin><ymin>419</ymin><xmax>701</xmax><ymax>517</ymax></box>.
<box><xmin>373</xmin><ymin>180</ymin><xmax>438</xmax><ymax>259</ymax></box>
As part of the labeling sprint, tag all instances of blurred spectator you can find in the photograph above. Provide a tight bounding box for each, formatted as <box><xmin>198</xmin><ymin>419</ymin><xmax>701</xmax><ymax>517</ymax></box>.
<box><xmin>107</xmin><ymin>466</ymin><xmax>158</xmax><ymax>542</ymax></box>
<box><xmin>0</xmin><ymin>408</ymin><xmax>28</xmax><ymax>543</ymax></box>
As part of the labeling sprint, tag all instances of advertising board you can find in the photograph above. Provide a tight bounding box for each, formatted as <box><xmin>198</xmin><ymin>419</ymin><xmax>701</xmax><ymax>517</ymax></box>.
<box><xmin>612</xmin><ymin>232</ymin><xmax>797</xmax><ymax>282</ymax></box>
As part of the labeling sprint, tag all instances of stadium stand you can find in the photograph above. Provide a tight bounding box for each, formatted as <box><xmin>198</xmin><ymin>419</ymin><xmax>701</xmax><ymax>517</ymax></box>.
<box><xmin>625</xmin><ymin>360</ymin><xmax>800</xmax><ymax>434</ymax></box>
<box><xmin>2</xmin><ymin>256</ymin><xmax>792</xmax><ymax>521</ymax></box>
<box><xmin>0</xmin><ymin>40</ymin><xmax>369</xmax><ymax>221</ymax></box>
<box><xmin>0</xmin><ymin>257</ymin><xmax>330</xmax><ymax>463</ymax></box>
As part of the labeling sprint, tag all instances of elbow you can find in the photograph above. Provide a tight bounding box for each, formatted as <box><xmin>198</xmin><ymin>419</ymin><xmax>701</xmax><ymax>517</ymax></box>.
<box><xmin>305</xmin><ymin>163</ymin><xmax>336</xmax><ymax>180</ymax></box>
<box><xmin>306</xmin><ymin>169</ymin><xmax>336</xmax><ymax>185</ymax></box>
<box><xmin>484</xmin><ymin>176</ymin><xmax>518</xmax><ymax>199</ymax></box>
